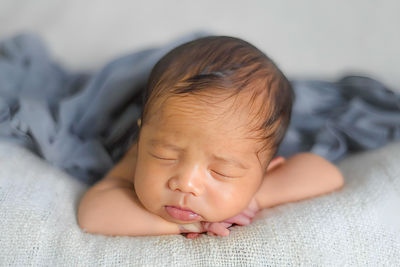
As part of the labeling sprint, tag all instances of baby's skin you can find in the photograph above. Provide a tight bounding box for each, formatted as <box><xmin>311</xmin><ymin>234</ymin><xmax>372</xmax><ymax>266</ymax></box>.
<box><xmin>78</xmin><ymin>93</ymin><xmax>344</xmax><ymax>238</ymax></box>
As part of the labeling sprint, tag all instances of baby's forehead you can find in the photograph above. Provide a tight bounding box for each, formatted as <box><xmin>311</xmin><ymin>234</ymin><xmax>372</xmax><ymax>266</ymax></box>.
<box><xmin>151</xmin><ymin>93</ymin><xmax>267</xmax><ymax>144</ymax></box>
<box><xmin>160</xmin><ymin>88</ymin><xmax>267</xmax><ymax>120</ymax></box>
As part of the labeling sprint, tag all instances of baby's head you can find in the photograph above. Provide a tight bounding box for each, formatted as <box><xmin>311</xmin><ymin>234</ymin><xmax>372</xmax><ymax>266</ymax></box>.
<box><xmin>133</xmin><ymin>36</ymin><xmax>294</xmax><ymax>224</ymax></box>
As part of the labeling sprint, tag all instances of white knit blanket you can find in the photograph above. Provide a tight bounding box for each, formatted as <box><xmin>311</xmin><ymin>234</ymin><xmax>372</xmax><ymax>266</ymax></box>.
<box><xmin>0</xmin><ymin>141</ymin><xmax>399</xmax><ymax>266</ymax></box>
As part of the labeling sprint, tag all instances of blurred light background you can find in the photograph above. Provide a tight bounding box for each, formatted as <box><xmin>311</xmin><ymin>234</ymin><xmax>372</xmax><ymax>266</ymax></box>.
<box><xmin>0</xmin><ymin>0</ymin><xmax>399</xmax><ymax>91</ymax></box>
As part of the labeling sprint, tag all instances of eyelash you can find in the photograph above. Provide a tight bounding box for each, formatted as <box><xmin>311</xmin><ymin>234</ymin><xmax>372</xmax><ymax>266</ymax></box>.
<box><xmin>211</xmin><ymin>170</ymin><xmax>233</xmax><ymax>179</ymax></box>
<box><xmin>150</xmin><ymin>153</ymin><xmax>235</xmax><ymax>178</ymax></box>
<box><xmin>151</xmin><ymin>154</ymin><xmax>176</xmax><ymax>161</ymax></box>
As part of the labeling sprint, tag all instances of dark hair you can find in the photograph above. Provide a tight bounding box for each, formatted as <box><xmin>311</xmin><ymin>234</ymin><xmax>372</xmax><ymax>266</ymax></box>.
<box><xmin>139</xmin><ymin>35</ymin><xmax>294</xmax><ymax>170</ymax></box>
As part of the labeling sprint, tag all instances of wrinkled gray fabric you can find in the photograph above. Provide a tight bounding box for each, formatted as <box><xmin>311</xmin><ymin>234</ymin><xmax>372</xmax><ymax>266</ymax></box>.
<box><xmin>1</xmin><ymin>32</ymin><xmax>399</xmax><ymax>185</ymax></box>
<box><xmin>277</xmin><ymin>78</ymin><xmax>400</xmax><ymax>161</ymax></box>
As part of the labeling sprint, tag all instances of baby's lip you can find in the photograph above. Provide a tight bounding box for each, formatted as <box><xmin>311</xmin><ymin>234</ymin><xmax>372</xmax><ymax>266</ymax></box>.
<box><xmin>165</xmin><ymin>205</ymin><xmax>203</xmax><ymax>221</ymax></box>
<box><xmin>175</xmin><ymin>205</ymin><xmax>195</xmax><ymax>213</ymax></box>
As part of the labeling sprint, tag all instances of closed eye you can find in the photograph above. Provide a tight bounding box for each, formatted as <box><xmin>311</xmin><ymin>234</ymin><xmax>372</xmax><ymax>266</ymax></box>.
<box><xmin>211</xmin><ymin>170</ymin><xmax>235</xmax><ymax>179</ymax></box>
<box><xmin>150</xmin><ymin>152</ymin><xmax>238</xmax><ymax>177</ymax></box>
<box><xmin>150</xmin><ymin>153</ymin><xmax>176</xmax><ymax>161</ymax></box>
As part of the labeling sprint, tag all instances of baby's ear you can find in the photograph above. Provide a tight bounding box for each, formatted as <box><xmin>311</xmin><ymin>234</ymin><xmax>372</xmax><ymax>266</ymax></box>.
<box><xmin>266</xmin><ymin>156</ymin><xmax>286</xmax><ymax>173</ymax></box>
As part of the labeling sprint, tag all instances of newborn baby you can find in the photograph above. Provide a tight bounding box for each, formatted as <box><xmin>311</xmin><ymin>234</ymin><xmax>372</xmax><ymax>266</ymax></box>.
<box><xmin>77</xmin><ymin>35</ymin><xmax>344</xmax><ymax>238</ymax></box>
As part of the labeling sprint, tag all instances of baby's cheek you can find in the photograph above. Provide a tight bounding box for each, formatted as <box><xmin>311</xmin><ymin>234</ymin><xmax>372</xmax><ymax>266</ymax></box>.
<box><xmin>208</xmin><ymin>188</ymin><xmax>248</xmax><ymax>220</ymax></box>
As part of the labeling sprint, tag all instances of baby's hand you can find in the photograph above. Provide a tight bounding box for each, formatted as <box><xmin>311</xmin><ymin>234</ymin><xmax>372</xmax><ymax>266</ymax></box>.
<box><xmin>180</xmin><ymin>197</ymin><xmax>260</xmax><ymax>239</ymax></box>
<box><xmin>202</xmin><ymin>221</ymin><xmax>233</xmax><ymax>237</ymax></box>
<box><xmin>182</xmin><ymin>221</ymin><xmax>233</xmax><ymax>239</ymax></box>
<box><xmin>222</xmin><ymin>197</ymin><xmax>260</xmax><ymax>226</ymax></box>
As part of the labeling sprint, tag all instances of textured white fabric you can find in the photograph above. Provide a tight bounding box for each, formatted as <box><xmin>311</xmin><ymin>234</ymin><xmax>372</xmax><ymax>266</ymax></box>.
<box><xmin>0</xmin><ymin>141</ymin><xmax>399</xmax><ymax>266</ymax></box>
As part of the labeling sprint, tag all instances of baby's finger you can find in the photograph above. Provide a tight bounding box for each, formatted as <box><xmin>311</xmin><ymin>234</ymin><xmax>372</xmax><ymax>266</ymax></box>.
<box><xmin>224</xmin><ymin>214</ymin><xmax>251</xmax><ymax>226</ymax></box>
<box><xmin>208</xmin><ymin>223</ymin><xmax>230</xmax><ymax>236</ymax></box>
<box><xmin>186</xmin><ymin>233</ymin><xmax>201</xmax><ymax>239</ymax></box>
<box><xmin>249</xmin><ymin>202</ymin><xmax>260</xmax><ymax>213</ymax></box>
<box><xmin>220</xmin><ymin>222</ymin><xmax>233</xmax><ymax>228</ymax></box>
<box><xmin>207</xmin><ymin>231</ymin><xmax>216</xmax><ymax>236</ymax></box>
<box><xmin>242</xmin><ymin>209</ymin><xmax>256</xmax><ymax>218</ymax></box>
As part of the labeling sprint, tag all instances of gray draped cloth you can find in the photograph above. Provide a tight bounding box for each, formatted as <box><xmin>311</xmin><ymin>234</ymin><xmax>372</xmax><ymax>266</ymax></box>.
<box><xmin>1</xmin><ymin>32</ymin><xmax>399</xmax><ymax>186</ymax></box>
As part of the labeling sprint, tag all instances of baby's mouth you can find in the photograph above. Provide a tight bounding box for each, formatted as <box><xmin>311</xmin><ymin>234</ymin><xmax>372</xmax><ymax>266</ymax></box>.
<box><xmin>165</xmin><ymin>205</ymin><xmax>202</xmax><ymax>221</ymax></box>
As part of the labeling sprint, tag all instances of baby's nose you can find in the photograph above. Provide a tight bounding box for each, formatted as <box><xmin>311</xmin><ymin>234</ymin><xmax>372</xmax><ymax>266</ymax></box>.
<box><xmin>168</xmin><ymin>164</ymin><xmax>205</xmax><ymax>196</ymax></box>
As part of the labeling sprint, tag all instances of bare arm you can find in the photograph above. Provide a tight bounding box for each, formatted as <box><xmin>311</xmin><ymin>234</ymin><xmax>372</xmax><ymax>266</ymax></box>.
<box><xmin>77</xmin><ymin>143</ymin><xmax>200</xmax><ymax>236</ymax></box>
<box><xmin>77</xmin><ymin>177</ymin><xmax>185</xmax><ymax>236</ymax></box>
<box><xmin>254</xmin><ymin>153</ymin><xmax>344</xmax><ymax>210</ymax></box>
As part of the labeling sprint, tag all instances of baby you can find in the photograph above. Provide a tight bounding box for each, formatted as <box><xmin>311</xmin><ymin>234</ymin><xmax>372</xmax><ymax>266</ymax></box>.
<box><xmin>77</xmin><ymin>35</ymin><xmax>344</xmax><ymax>238</ymax></box>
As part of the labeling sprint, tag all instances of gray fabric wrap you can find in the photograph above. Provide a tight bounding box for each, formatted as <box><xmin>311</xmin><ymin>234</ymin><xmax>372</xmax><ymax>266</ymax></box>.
<box><xmin>1</xmin><ymin>32</ymin><xmax>399</xmax><ymax>185</ymax></box>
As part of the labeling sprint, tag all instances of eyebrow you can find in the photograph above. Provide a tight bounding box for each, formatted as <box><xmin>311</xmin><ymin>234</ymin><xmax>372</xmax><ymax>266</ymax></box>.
<box><xmin>148</xmin><ymin>139</ymin><xmax>250</xmax><ymax>169</ymax></box>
